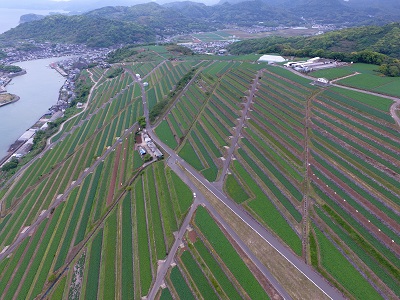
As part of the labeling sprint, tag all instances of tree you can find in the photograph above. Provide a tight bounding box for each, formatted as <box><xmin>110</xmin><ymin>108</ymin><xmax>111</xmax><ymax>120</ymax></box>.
<box><xmin>143</xmin><ymin>154</ymin><xmax>153</xmax><ymax>162</ymax></box>
<box><xmin>1</xmin><ymin>158</ymin><xmax>19</xmax><ymax>172</ymax></box>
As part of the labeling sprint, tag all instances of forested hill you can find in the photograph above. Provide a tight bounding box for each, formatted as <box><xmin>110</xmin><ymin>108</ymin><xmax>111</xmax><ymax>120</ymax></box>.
<box><xmin>2</xmin><ymin>0</ymin><xmax>400</xmax><ymax>48</ymax></box>
<box><xmin>0</xmin><ymin>3</ymin><xmax>217</xmax><ymax>48</ymax></box>
<box><xmin>228</xmin><ymin>22</ymin><xmax>400</xmax><ymax>59</ymax></box>
<box><xmin>0</xmin><ymin>15</ymin><xmax>154</xmax><ymax>48</ymax></box>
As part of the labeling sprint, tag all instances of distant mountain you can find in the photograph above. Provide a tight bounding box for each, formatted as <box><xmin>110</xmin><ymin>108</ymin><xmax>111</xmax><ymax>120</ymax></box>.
<box><xmin>0</xmin><ymin>1</ymin><xmax>399</xmax><ymax>48</ymax></box>
<box><xmin>85</xmin><ymin>3</ymin><xmax>215</xmax><ymax>33</ymax></box>
<box><xmin>19</xmin><ymin>14</ymin><xmax>46</xmax><ymax>24</ymax></box>
<box><xmin>0</xmin><ymin>14</ymin><xmax>154</xmax><ymax>47</ymax></box>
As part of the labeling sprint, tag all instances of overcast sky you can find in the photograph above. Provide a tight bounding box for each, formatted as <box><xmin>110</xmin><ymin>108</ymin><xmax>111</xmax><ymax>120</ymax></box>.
<box><xmin>0</xmin><ymin>0</ymin><xmax>219</xmax><ymax>10</ymax></box>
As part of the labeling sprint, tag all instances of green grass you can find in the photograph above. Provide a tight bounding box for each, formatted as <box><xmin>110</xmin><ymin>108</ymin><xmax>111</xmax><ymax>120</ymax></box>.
<box><xmin>84</xmin><ymin>229</ymin><xmax>103</xmax><ymax>300</ymax></box>
<box><xmin>146</xmin><ymin>167</ymin><xmax>167</xmax><ymax>260</ymax></box>
<box><xmin>313</xmin><ymin>185</ymin><xmax>400</xmax><ymax>269</ymax></box>
<box><xmin>160</xmin><ymin>288</ymin><xmax>173</xmax><ymax>300</ymax></box>
<box><xmin>155</xmin><ymin>120</ymin><xmax>178</xmax><ymax>149</ymax></box>
<box><xmin>169</xmin><ymin>169</ymin><xmax>193</xmax><ymax>217</ymax></box>
<box><xmin>194</xmin><ymin>240</ymin><xmax>243</xmax><ymax>300</ymax></box>
<box><xmin>121</xmin><ymin>193</ymin><xmax>135</xmax><ymax>299</ymax></box>
<box><xmin>239</xmin><ymin>148</ymin><xmax>302</xmax><ymax>222</ymax></box>
<box><xmin>195</xmin><ymin>206</ymin><xmax>270</xmax><ymax>300</ymax></box>
<box><xmin>51</xmin><ymin>276</ymin><xmax>66</xmax><ymax>299</ymax></box>
<box><xmin>180</xmin><ymin>251</ymin><xmax>219</xmax><ymax>300</ymax></box>
<box><xmin>179</xmin><ymin>140</ymin><xmax>204</xmax><ymax>171</ymax></box>
<box><xmin>232</xmin><ymin>161</ymin><xmax>302</xmax><ymax>255</ymax></box>
<box><xmin>310</xmin><ymin>67</ymin><xmax>355</xmax><ymax>80</ymax></box>
<box><xmin>170</xmin><ymin>266</ymin><xmax>195</xmax><ymax>300</ymax></box>
<box><xmin>191</xmin><ymin>131</ymin><xmax>218</xmax><ymax>181</ymax></box>
<box><xmin>102</xmin><ymin>211</ymin><xmax>117</xmax><ymax>300</ymax></box>
<box><xmin>328</xmin><ymin>87</ymin><xmax>393</xmax><ymax>112</ymax></box>
<box><xmin>313</xmin><ymin>225</ymin><xmax>383</xmax><ymax>300</ymax></box>
<box><xmin>3</xmin><ymin>221</ymin><xmax>47</xmax><ymax>299</ymax></box>
<box><xmin>16</xmin><ymin>204</ymin><xmax>64</xmax><ymax>299</ymax></box>
<box><xmin>315</xmin><ymin>207</ymin><xmax>400</xmax><ymax>296</ymax></box>
<box><xmin>135</xmin><ymin>179</ymin><xmax>153</xmax><ymax>296</ymax></box>
<box><xmin>225</xmin><ymin>174</ymin><xmax>250</xmax><ymax>204</ymax></box>
<box><xmin>0</xmin><ymin>239</ymin><xmax>30</xmax><ymax>294</ymax></box>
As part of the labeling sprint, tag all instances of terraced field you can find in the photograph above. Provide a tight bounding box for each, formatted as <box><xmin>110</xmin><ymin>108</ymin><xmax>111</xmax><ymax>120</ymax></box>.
<box><xmin>158</xmin><ymin>206</ymin><xmax>272</xmax><ymax>300</ymax></box>
<box><xmin>156</xmin><ymin>61</ymin><xmax>264</xmax><ymax>182</ymax></box>
<box><xmin>309</xmin><ymin>86</ymin><xmax>400</xmax><ymax>298</ymax></box>
<box><xmin>46</xmin><ymin>163</ymin><xmax>193</xmax><ymax>300</ymax></box>
<box><xmin>0</xmin><ymin>62</ymin><xmax>195</xmax><ymax>299</ymax></box>
<box><xmin>0</xmin><ymin>52</ymin><xmax>398</xmax><ymax>300</ymax></box>
<box><xmin>151</xmin><ymin>60</ymin><xmax>400</xmax><ymax>299</ymax></box>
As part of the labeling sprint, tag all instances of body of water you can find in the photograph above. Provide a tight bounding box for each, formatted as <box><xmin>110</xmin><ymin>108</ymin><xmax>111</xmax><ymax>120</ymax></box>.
<box><xmin>0</xmin><ymin>8</ymin><xmax>66</xmax><ymax>34</ymax></box>
<box><xmin>0</xmin><ymin>57</ymin><xmax>66</xmax><ymax>159</ymax></box>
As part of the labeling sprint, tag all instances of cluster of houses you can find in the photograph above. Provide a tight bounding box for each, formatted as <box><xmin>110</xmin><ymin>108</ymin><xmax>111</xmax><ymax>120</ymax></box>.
<box><xmin>179</xmin><ymin>41</ymin><xmax>233</xmax><ymax>55</ymax></box>
<box><xmin>284</xmin><ymin>57</ymin><xmax>347</xmax><ymax>73</ymax></box>
<box><xmin>141</xmin><ymin>132</ymin><xmax>163</xmax><ymax>160</ymax></box>
<box><xmin>0</xmin><ymin>41</ymin><xmax>112</xmax><ymax>65</ymax></box>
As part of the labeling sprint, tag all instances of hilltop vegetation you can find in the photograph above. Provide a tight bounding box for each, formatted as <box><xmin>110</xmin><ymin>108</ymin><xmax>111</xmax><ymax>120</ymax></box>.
<box><xmin>0</xmin><ymin>14</ymin><xmax>153</xmax><ymax>48</ymax></box>
<box><xmin>2</xmin><ymin>1</ymin><xmax>400</xmax><ymax>48</ymax></box>
<box><xmin>229</xmin><ymin>22</ymin><xmax>400</xmax><ymax>76</ymax></box>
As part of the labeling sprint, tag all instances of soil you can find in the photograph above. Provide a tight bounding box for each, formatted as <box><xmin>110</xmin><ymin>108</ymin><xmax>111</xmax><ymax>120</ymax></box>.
<box><xmin>309</xmin><ymin>165</ymin><xmax>400</xmax><ymax>256</ymax></box>
<box><xmin>106</xmin><ymin>143</ymin><xmax>122</xmax><ymax>206</ymax></box>
<box><xmin>215</xmin><ymin>216</ymin><xmax>284</xmax><ymax>300</ymax></box>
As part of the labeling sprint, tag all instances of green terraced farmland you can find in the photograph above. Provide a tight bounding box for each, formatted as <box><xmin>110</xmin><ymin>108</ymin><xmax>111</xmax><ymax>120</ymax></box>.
<box><xmin>1</xmin><ymin>52</ymin><xmax>398</xmax><ymax>300</ymax></box>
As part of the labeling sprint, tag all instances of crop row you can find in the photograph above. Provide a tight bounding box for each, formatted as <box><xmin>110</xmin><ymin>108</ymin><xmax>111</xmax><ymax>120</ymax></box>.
<box><xmin>313</xmin><ymin>98</ymin><xmax>400</xmax><ymax>149</ymax></box>
<box><xmin>2</xmin><ymin>83</ymin><xmax>143</xmax><ymax>212</ymax></box>
<box><xmin>193</xmin><ymin>206</ymin><xmax>271</xmax><ymax>299</ymax></box>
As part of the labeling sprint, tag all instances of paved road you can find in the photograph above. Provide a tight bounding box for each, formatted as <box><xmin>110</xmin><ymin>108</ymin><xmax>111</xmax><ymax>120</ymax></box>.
<box><xmin>133</xmin><ymin>72</ymin><xmax>345</xmax><ymax>300</ymax></box>
<box><xmin>284</xmin><ymin>66</ymin><xmax>400</xmax><ymax>129</ymax></box>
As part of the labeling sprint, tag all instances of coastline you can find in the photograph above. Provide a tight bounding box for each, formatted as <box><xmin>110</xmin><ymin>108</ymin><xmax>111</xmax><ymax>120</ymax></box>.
<box><xmin>0</xmin><ymin>94</ymin><xmax>19</xmax><ymax>107</ymax></box>
<box><xmin>0</xmin><ymin>58</ymin><xmax>77</xmax><ymax>167</ymax></box>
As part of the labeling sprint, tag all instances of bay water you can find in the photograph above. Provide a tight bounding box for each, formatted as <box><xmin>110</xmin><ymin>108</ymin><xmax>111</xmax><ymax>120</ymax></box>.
<box><xmin>0</xmin><ymin>57</ymin><xmax>66</xmax><ymax>159</ymax></box>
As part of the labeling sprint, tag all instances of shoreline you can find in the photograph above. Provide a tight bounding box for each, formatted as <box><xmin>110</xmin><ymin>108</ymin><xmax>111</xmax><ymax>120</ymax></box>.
<box><xmin>0</xmin><ymin>94</ymin><xmax>19</xmax><ymax>107</ymax></box>
<box><xmin>0</xmin><ymin>58</ymin><xmax>77</xmax><ymax>167</ymax></box>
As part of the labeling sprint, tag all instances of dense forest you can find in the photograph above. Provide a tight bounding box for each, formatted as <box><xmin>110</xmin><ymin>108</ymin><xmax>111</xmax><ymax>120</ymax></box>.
<box><xmin>0</xmin><ymin>14</ymin><xmax>154</xmax><ymax>48</ymax></box>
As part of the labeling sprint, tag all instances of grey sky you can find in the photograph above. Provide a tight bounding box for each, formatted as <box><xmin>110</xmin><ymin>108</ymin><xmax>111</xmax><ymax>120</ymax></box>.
<box><xmin>0</xmin><ymin>0</ymin><xmax>220</xmax><ymax>10</ymax></box>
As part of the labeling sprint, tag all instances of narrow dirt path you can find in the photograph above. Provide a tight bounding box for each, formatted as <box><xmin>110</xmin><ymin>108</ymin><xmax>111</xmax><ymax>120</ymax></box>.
<box><xmin>330</xmin><ymin>72</ymin><xmax>359</xmax><ymax>83</ymax></box>
<box><xmin>214</xmin><ymin>69</ymin><xmax>263</xmax><ymax>188</ymax></box>
<box><xmin>107</xmin><ymin>142</ymin><xmax>122</xmax><ymax>206</ymax></box>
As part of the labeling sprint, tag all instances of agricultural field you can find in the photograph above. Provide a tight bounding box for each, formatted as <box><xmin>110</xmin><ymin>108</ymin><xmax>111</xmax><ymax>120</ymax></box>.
<box><xmin>222</xmin><ymin>62</ymin><xmax>399</xmax><ymax>298</ymax></box>
<box><xmin>56</xmin><ymin>163</ymin><xmax>193</xmax><ymax>300</ymax></box>
<box><xmin>159</xmin><ymin>206</ymin><xmax>272</xmax><ymax>300</ymax></box>
<box><xmin>308</xmin><ymin>84</ymin><xmax>400</xmax><ymax>298</ymax></box>
<box><xmin>309</xmin><ymin>67</ymin><xmax>356</xmax><ymax>80</ymax></box>
<box><xmin>0</xmin><ymin>48</ymin><xmax>399</xmax><ymax>300</ymax></box>
<box><xmin>312</xmin><ymin>63</ymin><xmax>400</xmax><ymax>97</ymax></box>
<box><xmin>156</xmin><ymin>61</ymin><xmax>264</xmax><ymax>182</ymax></box>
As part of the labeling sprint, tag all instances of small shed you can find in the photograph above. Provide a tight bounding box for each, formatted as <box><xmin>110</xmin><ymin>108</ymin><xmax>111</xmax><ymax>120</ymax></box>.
<box><xmin>317</xmin><ymin>78</ymin><xmax>329</xmax><ymax>84</ymax></box>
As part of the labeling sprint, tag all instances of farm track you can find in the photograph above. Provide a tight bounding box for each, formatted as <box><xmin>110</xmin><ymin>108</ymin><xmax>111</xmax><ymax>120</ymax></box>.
<box><xmin>215</xmin><ymin>70</ymin><xmax>263</xmax><ymax>188</ymax></box>
<box><xmin>133</xmin><ymin>66</ymin><xmax>345</xmax><ymax>300</ymax></box>
<box><xmin>283</xmin><ymin>66</ymin><xmax>400</xmax><ymax>128</ymax></box>
<box><xmin>0</xmin><ymin>121</ymin><xmax>139</xmax><ymax>261</ymax></box>
<box><xmin>0</xmin><ymin>76</ymin><xmax>139</xmax><ymax>214</ymax></box>
<box><xmin>302</xmin><ymin>90</ymin><xmax>320</xmax><ymax>262</ymax></box>
<box><xmin>310</xmin><ymin>162</ymin><xmax>400</xmax><ymax>256</ymax></box>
